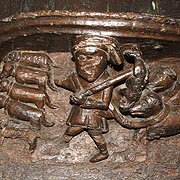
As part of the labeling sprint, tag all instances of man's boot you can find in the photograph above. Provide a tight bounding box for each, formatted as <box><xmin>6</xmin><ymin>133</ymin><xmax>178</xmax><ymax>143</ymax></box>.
<box><xmin>90</xmin><ymin>143</ymin><xmax>109</xmax><ymax>163</ymax></box>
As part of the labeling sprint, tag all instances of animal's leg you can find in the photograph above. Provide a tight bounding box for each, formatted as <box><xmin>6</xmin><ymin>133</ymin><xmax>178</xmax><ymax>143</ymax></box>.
<box><xmin>38</xmin><ymin>83</ymin><xmax>46</xmax><ymax>91</ymax></box>
<box><xmin>1</xmin><ymin>127</ymin><xmax>40</xmax><ymax>153</ymax></box>
<box><xmin>133</xmin><ymin>128</ymin><xmax>147</xmax><ymax>142</ymax></box>
<box><xmin>44</xmin><ymin>92</ymin><xmax>58</xmax><ymax>109</ymax></box>
<box><xmin>47</xmin><ymin>71</ymin><xmax>58</xmax><ymax>91</ymax></box>
<box><xmin>35</xmin><ymin>100</ymin><xmax>45</xmax><ymax>109</ymax></box>
<box><xmin>30</xmin><ymin>118</ymin><xmax>41</xmax><ymax>130</ymax></box>
<box><xmin>146</xmin><ymin>126</ymin><xmax>165</xmax><ymax>140</ymax></box>
<box><xmin>38</xmin><ymin>77</ymin><xmax>47</xmax><ymax>91</ymax></box>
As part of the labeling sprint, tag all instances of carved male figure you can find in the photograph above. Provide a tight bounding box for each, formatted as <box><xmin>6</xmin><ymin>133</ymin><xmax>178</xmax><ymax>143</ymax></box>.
<box><xmin>55</xmin><ymin>35</ymin><xmax>123</xmax><ymax>163</ymax></box>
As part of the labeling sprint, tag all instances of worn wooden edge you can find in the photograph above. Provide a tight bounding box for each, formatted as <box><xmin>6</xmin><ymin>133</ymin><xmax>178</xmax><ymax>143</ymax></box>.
<box><xmin>0</xmin><ymin>10</ymin><xmax>180</xmax><ymax>45</ymax></box>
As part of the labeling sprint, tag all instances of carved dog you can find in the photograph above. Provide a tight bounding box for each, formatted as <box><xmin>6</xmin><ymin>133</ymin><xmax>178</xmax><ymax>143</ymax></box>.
<box><xmin>0</xmin><ymin>63</ymin><xmax>57</xmax><ymax>91</ymax></box>
<box><xmin>129</xmin><ymin>89</ymin><xmax>180</xmax><ymax>140</ymax></box>
<box><xmin>114</xmin><ymin>65</ymin><xmax>180</xmax><ymax>139</ymax></box>
<box><xmin>5</xmin><ymin>50</ymin><xmax>59</xmax><ymax>70</ymax></box>
<box><xmin>0</xmin><ymin>79</ymin><xmax>58</xmax><ymax>109</ymax></box>
<box><xmin>148</xmin><ymin>65</ymin><xmax>179</xmax><ymax>103</ymax></box>
<box><xmin>112</xmin><ymin>88</ymin><xmax>180</xmax><ymax>140</ymax></box>
<box><xmin>0</xmin><ymin>95</ymin><xmax>54</xmax><ymax>129</ymax></box>
<box><xmin>15</xmin><ymin>66</ymin><xmax>58</xmax><ymax>90</ymax></box>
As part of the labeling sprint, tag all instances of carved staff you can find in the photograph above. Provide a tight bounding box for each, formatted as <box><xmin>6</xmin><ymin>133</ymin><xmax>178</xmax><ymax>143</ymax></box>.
<box><xmin>73</xmin><ymin>46</ymin><xmax>146</xmax><ymax>99</ymax></box>
<box><xmin>73</xmin><ymin>69</ymin><xmax>133</xmax><ymax>99</ymax></box>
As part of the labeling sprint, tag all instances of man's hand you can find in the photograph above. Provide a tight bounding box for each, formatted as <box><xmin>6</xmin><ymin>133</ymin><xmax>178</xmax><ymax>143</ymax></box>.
<box><xmin>123</xmin><ymin>44</ymin><xmax>142</xmax><ymax>59</ymax></box>
<box><xmin>70</xmin><ymin>90</ymin><xmax>87</xmax><ymax>105</ymax></box>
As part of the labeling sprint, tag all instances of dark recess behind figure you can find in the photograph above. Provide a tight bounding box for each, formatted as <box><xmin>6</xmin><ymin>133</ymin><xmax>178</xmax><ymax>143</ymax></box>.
<box><xmin>0</xmin><ymin>0</ymin><xmax>180</xmax><ymax>19</ymax></box>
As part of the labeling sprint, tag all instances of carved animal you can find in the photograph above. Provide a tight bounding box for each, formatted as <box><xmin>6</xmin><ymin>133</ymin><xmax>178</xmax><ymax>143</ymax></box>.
<box><xmin>126</xmin><ymin>89</ymin><xmax>180</xmax><ymax>140</ymax></box>
<box><xmin>0</xmin><ymin>51</ymin><xmax>59</xmax><ymax>91</ymax></box>
<box><xmin>0</xmin><ymin>63</ymin><xmax>57</xmax><ymax>91</ymax></box>
<box><xmin>0</xmin><ymin>62</ymin><xmax>57</xmax><ymax>91</ymax></box>
<box><xmin>0</xmin><ymin>95</ymin><xmax>54</xmax><ymax>129</ymax></box>
<box><xmin>0</xmin><ymin>79</ymin><xmax>58</xmax><ymax>109</ymax></box>
<box><xmin>15</xmin><ymin>66</ymin><xmax>58</xmax><ymax>90</ymax></box>
<box><xmin>5</xmin><ymin>50</ymin><xmax>59</xmax><ymax>70</ymax></box>
<box><xmin>148</xmin><ymin>65</ymin><xmax>179</xmax><ymax>103</ymax></box>
<box><xmin>111</xmin><ymin>87</ymin><xmax>180</xmax><ymax>140</ymax></box>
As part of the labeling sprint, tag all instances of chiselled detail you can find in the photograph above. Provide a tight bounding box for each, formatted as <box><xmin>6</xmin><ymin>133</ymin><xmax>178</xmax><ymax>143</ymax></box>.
<box><xmin>0</xmin><ymin>50</ymin><xmax>58</xmax><ymax>152</ymax></box>
<box><xmin>54</xmin><ymin>34</ymin><xmax>180</xmax><ymax>163</ymax></box>
<box><xmin>0</xmin><ymin>11</ymin><xmax>180</xmax><ymax>164</ymax></box>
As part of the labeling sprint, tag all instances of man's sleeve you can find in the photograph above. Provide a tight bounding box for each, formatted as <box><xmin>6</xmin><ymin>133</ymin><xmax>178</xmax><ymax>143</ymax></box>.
<box><xmin>54</xmin><ymin>73</ymin><xmax>76</xmax><ymax>92</ymax></box>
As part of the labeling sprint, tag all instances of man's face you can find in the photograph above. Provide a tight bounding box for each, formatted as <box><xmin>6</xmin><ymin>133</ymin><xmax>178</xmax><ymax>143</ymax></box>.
<box><xmin>75</xmin><ymin>48</ymin><xmax>107</xmax><ymax>82</ymax></box>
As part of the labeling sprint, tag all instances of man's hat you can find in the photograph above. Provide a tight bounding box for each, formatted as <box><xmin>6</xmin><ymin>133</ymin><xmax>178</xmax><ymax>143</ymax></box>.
<box><xmin>72</xmin><ymin>35</ymin><xmax>124</xmax><ymax>65</ymax></box>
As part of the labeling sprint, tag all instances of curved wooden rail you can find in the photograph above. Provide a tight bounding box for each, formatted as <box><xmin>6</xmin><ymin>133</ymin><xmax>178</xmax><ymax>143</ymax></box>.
<box><xmin>0</xmin><ymin>11</ymin><xmax>180</xmax><ymax>45</ymax></box>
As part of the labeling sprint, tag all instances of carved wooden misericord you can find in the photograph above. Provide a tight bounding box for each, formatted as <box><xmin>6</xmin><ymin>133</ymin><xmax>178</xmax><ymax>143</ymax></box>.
<box><xmin>0</xmin><ymin>7</ymin><xmax>180</xmax><ymax>179</ymax></box>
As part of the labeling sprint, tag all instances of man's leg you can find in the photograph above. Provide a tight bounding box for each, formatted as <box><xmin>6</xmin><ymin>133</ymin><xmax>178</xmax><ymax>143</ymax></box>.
<box><xmin>61</xmin><ymin>126</ymin><xmax>84</xmax><ymax>143</ymax></box>
<box><xmin>88</xmin><ymin>128</ymin><xmax>109</xmax><ymax>163</ymax></box>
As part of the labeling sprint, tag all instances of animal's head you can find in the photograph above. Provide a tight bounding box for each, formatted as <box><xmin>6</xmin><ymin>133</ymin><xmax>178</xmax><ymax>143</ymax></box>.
<box><xmin>148</xmin><ymin>66</ymin><xmax>177</xmax><ymax>92</ymax></box>
<box><xmin>130</xmin><ymin>89</ymin><xmax>163</xmax><ymax>118</ymax></box>
<box><xmin>4</xmin><ymin>51</ymin><xmax>21</xmax><ymax>63</ymax></box>
<box><xmin>0</xmin><ymin>79</ymin><xmax>10</xmax><ymax>92</ymax></box>
<box><xmin>0</xmin><ymin>94</ymin><xmax>6</xmax><ymax>108</ymax></box>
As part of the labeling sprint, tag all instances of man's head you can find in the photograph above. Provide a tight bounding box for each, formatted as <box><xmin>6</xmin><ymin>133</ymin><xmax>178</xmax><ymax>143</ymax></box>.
<box><xmin>72</xmin><ymin>35</ymin><xmax>124</xmax><ymax>82</ymax></box>
<box><xmin>74</xmin><ymin>47</ymin><xmax>108</xmax><ymax>82</ymax></box>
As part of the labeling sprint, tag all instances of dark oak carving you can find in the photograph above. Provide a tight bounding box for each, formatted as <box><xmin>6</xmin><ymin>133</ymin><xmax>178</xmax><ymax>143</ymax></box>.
<box><xmin>0</xmin><ymin>10</ymin><xmax>179</xmax><ymax>166</ymax></box>
<box><xmin>0</xmin><ymin>50</ymin><xmax>58</xmax><ymax>152</ymax></box>
<box><xmin>53</xmin><ymin>34</ymin><xmax>180</xmax><ymax>162</ymax></box>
